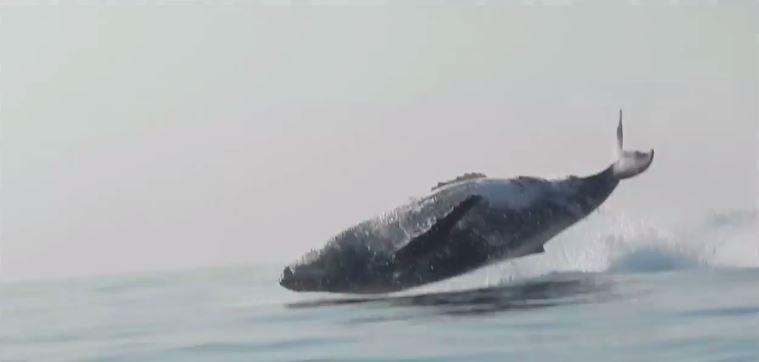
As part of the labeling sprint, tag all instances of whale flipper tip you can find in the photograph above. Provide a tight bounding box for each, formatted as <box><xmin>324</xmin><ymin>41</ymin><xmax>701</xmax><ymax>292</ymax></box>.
<box><xmin>611</xmin><ymin>115</ymin><xmax>654</xmax><ymax>179</ymax></box>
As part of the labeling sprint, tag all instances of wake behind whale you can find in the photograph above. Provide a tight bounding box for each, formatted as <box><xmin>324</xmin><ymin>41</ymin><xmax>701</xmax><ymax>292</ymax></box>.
<box><xmin>280</xmin><ymin>111</ymin><xmax>654</xmax><ymax>294</ymax></box>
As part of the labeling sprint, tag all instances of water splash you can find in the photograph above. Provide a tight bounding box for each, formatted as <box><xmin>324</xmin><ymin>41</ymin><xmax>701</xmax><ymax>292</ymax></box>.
<box><xmin>504</xmin><ymin>209</ymin><xmax>757</xmax><ymax>280</ymax></box>
<box><xmin>690</xmin><ymin>210</ymin><xmax>759</xmax><ymax>268</ymax></box>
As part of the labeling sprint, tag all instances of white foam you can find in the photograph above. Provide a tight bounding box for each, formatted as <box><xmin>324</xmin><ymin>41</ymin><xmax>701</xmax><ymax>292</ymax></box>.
<box><xmin>490</xmin><ymin>209</ymin><xmax>759</xmax><ymax>283</ymax></box>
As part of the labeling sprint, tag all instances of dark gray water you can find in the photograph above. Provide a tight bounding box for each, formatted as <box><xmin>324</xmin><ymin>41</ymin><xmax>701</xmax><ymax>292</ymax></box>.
<box><xmin>2</xmin><ymin>211</ymin><xmax>758</xmax><ymax>361</ymax></box>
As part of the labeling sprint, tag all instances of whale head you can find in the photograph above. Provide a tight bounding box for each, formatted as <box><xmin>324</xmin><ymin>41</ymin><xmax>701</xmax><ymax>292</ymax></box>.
<box><xmin>280</xmin><ymin>233</ymin><xmax>396</xmax><ymax>294</ymax></box>
<box><xmin>279</xmin><ymin>248</ymin><xmax>331</xmax><ymax>292</ymax></box>
<box><xmin>279</xmin><ymin>264</ymin><xmax>327</xmax><ymax>292</ymax></box>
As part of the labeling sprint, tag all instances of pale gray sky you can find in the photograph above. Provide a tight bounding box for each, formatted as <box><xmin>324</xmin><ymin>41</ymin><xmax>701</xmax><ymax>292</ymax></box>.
<box><xmin>1</xmin><ymin>2</ymin><xmax>757</xmax><ymax>280</ymax></box>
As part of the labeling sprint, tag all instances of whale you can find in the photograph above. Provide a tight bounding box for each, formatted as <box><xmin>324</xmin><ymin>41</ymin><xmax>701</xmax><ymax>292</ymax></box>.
<box><xmin>280</xmin><ymin>111</ymin><xmax>654</xmax><ymax>294</ymax></box>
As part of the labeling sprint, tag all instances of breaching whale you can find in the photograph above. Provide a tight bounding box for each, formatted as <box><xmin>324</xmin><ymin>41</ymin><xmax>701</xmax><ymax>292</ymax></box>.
<box><xmin>280</xmin><ymin>111</ymin><xmax>653</xmax><ymax>294</ymax></box>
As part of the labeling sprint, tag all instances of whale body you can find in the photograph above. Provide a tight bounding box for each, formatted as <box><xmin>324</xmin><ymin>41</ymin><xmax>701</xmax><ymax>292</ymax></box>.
<box><xmin>280</xmin><ymin>112</ymin><xmax>653</xmax><ymax>294</ymax></box>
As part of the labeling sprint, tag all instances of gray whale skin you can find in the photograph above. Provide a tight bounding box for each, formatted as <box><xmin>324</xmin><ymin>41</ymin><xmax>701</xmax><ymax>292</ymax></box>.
<box><xmin>280</xmin><ymin>112</ymin><xmax>653</xmax><ymax>294</ymax></box>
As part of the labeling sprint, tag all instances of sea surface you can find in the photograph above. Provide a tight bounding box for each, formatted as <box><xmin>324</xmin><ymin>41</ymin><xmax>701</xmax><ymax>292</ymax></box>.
<box><xmin>2</xmin><ymin>211</ymin><xmax>758</xmax><ymax>362</ymax></box>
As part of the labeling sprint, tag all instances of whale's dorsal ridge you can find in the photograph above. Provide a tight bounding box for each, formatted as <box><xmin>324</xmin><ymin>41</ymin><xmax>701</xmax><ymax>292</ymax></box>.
<box><xmin>432</xmin><ymin>172</ymin><xmax>487</xmax><ymax>191</ymax></box>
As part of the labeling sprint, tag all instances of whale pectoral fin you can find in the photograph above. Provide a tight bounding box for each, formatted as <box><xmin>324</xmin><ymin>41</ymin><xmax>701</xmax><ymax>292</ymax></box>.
<box><xmin>394</xmin><ymin>195</ymin><xmax>483</xmax><ymax>263</ymax></box>
<box><xmin>611</xmin><ymin>109</ymin><xmax>654</xmax><ymax>180</ymax></box>
<box><xmin>527</xmin><ymin>245</ymin><xmax>545</xmax><ymax>256</ymax></box>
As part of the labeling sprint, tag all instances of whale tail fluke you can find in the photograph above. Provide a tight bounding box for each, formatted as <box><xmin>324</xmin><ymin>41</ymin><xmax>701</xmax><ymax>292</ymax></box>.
<box><xmin>611</xmin><ymin>109</ymin><xmax>654</xmax><ymax>180</ymax></box>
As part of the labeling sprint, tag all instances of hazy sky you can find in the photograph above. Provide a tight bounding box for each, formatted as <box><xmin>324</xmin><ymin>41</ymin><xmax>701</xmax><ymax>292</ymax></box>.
<box><xmin>1</xmin><ymin>1</ymin><xmax>757</xmax><ymax>280</ymax></box>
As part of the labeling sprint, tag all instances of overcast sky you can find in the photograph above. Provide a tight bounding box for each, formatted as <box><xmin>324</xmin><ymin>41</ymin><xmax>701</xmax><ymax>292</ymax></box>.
<box><xmin>1</xmin><ymin>1</ymin><xmax>757</xmax><ymax>281</ymax></box>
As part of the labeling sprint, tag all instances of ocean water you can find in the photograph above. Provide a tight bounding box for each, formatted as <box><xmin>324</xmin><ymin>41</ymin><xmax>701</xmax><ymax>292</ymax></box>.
<box><xmin>2</xmin><ymin>211</ymin><xmax>758</xmax><ymax>362</ymax></box>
